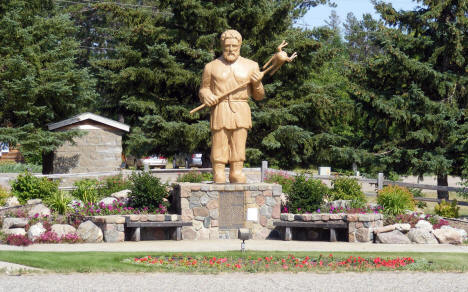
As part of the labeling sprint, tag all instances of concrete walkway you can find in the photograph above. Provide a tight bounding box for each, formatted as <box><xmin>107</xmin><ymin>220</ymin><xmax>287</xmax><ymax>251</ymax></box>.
<box><xmin>1</xmin><ymin>240</ymin><xmax>467</xmax><ymax>253</ymax></box>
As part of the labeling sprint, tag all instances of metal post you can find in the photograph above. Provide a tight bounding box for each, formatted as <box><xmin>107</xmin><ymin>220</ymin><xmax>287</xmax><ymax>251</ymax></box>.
<box><xmin>377</xmin><ymin>173</ymin><xmax>384</xmax><ymax>191</ymax></box>
<box><xmin>261</xmin><ymin>160</ymin><xmax>268</xmax><ymax>182</ymax></box>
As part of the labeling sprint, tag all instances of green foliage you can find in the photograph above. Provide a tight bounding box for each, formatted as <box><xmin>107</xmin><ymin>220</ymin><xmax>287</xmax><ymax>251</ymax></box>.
<box><xmin>346</xmin><ymin>0</ymin><xmax>468</xmax><ymax>193</ymax></box>
<box><xmin>0</xmin><ymin>161</ymin><xmax>42</xmax><ymax>173</ymax></box>
<box><xmin>45</xmin><ymin>191</ymin><xmax>72</xmax><ymax>215</ymax></box>
<box><xmin>264</xmin><ymin>171</ymin><xmax>295</xmax><ymax>194</ymax></box>
<box><xmin>128</xmin><ymin>172</ymin><xmax>169</xmax><ymax>211</ymax></box>
<box><xmin>11</xmin><ymin>171</ymin><xmax>59</xmax><ymax>204</ymax></box>
<box><xmin>0</xmin><ymin>186</ymin><xmax>10</xmax><ymax>206</ymax></box>
<box><xmin>329</xmin><ymin>177</ymin><xmax>366</xmax><ymax>208</ymax></box>
<box><xmin>0</xmin><ymin>0</ymin><xmax>97</xmax><ymax>158</ymax></box>
<box><xmin>72</xmin><ymin>179</ymin><xmax>101</xmax><ymax>205</ymax></box>
<box><xmin>177</xmin><ymin>171</ymin><xmax>212</xmax><ymax>183</ymax></box>
<box><xmin>434</xmin><ymin>200</ymin><xmax>460</xmax><ymax>218</ymax></box>
<box><xmin>287</xmin><ymin>175</ymin><xmax>328</xmax><ymax>213</ymax></box>
<box><xmin>98</xmin><ymin>175</ymin><xmax>131</xmax><ymax>198</ymax></box>
<box><xmin>377</xmin><ymin>185</ymin><xmax>415</xmax><ymax>216</ymax></box>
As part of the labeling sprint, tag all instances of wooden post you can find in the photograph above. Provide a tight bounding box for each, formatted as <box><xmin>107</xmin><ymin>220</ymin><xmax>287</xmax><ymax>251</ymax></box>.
<box><xmin>377</xmin><ymin>173</ymin><xmax>384</xmax><ymax>191</ymax></box>
<box><xmin>261</xmin><ymin>160</ymin><xmax>268</xmax><ymax>182</ymax></box>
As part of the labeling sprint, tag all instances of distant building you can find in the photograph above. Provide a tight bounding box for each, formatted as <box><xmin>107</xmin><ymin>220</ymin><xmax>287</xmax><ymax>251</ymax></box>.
<box><xmin>0</xmin><ymin>142</ymin><xmax>23</xmax><ymax>163</ymax></box>
<box><xmin>46</xmin><ymin>113</ymin><xmax>130</xmax><ymax>174</ymax></box>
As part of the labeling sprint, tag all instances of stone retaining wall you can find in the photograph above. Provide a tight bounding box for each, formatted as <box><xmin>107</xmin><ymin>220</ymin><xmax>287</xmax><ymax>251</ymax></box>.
<box><xmin>280</xmin><ymin>213</ymin><xmax>384</xmax><ymax>242</ymax></box>
<box><xmin>172</xmin><ymin>183</ymin><xmax>282</xmax><ymax>240</ymax></box>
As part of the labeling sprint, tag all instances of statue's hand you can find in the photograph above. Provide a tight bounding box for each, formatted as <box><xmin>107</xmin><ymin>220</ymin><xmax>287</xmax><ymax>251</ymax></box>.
<box><xmin>204</xmin><ymin>93</ymin><xmax>218</xmax><ymax>107</ymax></box>
<box><xmin>251</xmin><ymin>71</ymin><xmax>264</xmax><ymax>86</ymax></box>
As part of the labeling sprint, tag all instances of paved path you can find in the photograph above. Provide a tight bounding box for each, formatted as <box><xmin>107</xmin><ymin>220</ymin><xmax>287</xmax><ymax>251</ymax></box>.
<box><xmin>1</xmin><ymin>240</ymin><xmax>467</xmax><ymax>253</ymax></box>
<box><xmin>0</xmin><ymin>272</ymin><xmax>467</xmax><ymax>292</ymax></box>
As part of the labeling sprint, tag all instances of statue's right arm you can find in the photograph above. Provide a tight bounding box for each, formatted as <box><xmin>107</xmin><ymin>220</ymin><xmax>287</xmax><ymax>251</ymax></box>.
<box><xmin>199</xmin><ymin>63</ymin><xmax>217</xmax><ymax>107</ymax></box>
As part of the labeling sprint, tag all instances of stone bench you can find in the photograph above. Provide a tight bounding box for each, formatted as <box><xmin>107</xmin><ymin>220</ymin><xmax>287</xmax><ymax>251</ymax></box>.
<box><xmin>125</xmin><ymin>216</ymin><xmax>192</xmax><ymax>241</ymax></box>
<box><xmin>274</xmin><ymin>220</ymin><xmax>347</xmax><ymax>241</ymax></box>
<box><xmin>275</xmin><ymin>213</ymin><xmax>384</xmax><ymax>242</ymax></box>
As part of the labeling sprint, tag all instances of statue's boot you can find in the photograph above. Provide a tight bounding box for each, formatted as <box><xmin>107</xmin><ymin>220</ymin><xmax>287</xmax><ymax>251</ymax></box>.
<box><xmin>213</xmin><ymin>163</ymin><xmax>226</xmax><ymax>183</ymax></box>
<box><xmin>229</xmin><ymin>161</ymin><xmax>247</xmax><ymax>183</ymax></box>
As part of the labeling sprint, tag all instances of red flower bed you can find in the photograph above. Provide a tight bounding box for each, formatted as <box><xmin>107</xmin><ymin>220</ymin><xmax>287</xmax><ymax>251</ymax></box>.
<box><xmin>130</xmin><ymin>254</ymin><xmax>415</xmax><ymax>272</ymax></box>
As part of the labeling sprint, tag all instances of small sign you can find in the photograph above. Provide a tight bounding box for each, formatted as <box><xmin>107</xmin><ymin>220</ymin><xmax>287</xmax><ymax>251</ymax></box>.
<box><xmin>0</xmin><ymin>142</ymin><xmax>9</xmax><ymax>153</ymax></box>
<box><xmin>247</xmin><ymin>208</ymin><xmax>258</xmax><ymax>221</ymax></box>
<box><xmin>318</xmin><ymin>166</ymin><xmax>331</xmax><ymax>176</ymax></box>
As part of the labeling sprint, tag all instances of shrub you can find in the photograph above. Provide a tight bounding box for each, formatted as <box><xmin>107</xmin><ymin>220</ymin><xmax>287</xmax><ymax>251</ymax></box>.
<box><xmin>434</xmin><ymin>200</ymin><xmax>460</xmax><ymax>218</ymax></box>
<box><xmin>0</xmin><ymin>186</ymin><xmax>10</xmax><ymax>206</ymax></box>
<box><xmin>377</xmin><ymin>185</ymin><xmax>415</xmax><ymax>216</ymax></box>
<box><xmin>128</xmin><ymin>172</ymin><xmax>169</xmax><ymax>211</ymax></box>
<box><xmin>45</xmin><ymin>191</ymin><xmax>72</xmax><ymax>215</ymax></box>
<box><xmin>11</xmin><ymin>171</ymin><xmax>59</xmax><ymax>204</ymax></box>
<box><xmin>265</xmin><ymin>171</ymin><xmax>295</xmax><ymax>194</ymax></box>
<box><xmin>6</xmin><ymin>234</ymin><xmax>32</xmax><ymax>246</ymax></box>
<box><xmin>177</xmin><ymin>171</ymin><xmax>213</xmax><ymax>183</ymax></box>
<box><xmin>0</xmin><ymin>161</ymin><xmax>42</xmax><ymax>173</ymax></box>
<box><xmin>287</xmin><ymin>175</ymin><xmax>328</xmax><ymax>213</ymax></box>
<box><xmin>329</xmin><ymin>177</ymin><xmax>367</xmax><ymax>208</ymax></box>
<box><xmin>98</xmin><ymin>175</ymin><xmax>131</xmax><ymax>197</ymax></box>
<box><xmin>72</xmin><ymin>179</ymin><xmax>101</xmax><ymax>205</ymax></box>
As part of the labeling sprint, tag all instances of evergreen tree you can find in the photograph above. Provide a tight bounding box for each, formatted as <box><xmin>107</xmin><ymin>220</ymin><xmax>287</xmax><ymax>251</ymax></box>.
<box><xmin>0</xmin><ymin>0</ymin><xmax>97</xmax><ymax>164</ymax></box>
<box><xmin>347</xmin><ymin>0</ymin><xmax>467</xmax><ymax>199</ymax></box>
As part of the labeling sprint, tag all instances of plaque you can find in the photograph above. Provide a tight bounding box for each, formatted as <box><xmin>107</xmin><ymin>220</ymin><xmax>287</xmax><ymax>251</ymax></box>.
<box><xmin>219</xmin><ymin>191</ymin><xmax>245</xmax><ymax>229</ymax></box>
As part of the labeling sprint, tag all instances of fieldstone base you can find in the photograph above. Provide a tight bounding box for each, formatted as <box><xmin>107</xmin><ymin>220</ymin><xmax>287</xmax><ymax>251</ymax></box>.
<box><xmin>173</xmin><ymin>182</ymin><xmax>283</xmax><ymax>240</ymax></box>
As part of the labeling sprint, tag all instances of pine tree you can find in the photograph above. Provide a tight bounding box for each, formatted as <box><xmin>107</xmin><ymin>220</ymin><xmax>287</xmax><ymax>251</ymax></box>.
<box><xmin>0</xmin><ymin>0</ymin><xmax>97</xmax><ymax>164</ymax></box>
<box><xmin>347</xmin><ymin>0</ymin><xmax>467</xmax><ymax>199</ymax></box>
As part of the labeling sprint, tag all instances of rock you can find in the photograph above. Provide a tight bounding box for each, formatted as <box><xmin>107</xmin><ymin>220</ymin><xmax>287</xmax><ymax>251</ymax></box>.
<box><xmin>394</xmin><ymin>223</ymin><xmax>411</xmax><ymax>232</ymax></box>
<box><xmin>77</xmin><ymin>221</ymin><xmax>103</xmax><ymax>243</ymax></box>
<box><xmin>27</xmin><ymin>204</ymin><xmax>51</xmax><ymax>217</ymax></box>
<box><xmin>441</xmin><ymin>225</ymin><xmax>467</xmax><ymax>240</ymax></box>
<box><xmin>407</xmin><ymin>228</ymin><xmax>438</xmax><ymax>244</ymax></box>
<box><xmin>374</xmin><ymin>225</ymin><xmax>395</xmax><ymax>234</ymax></box>
<box><xmin>415</xmin><ymin>220</ymin><xmax>433</xmax><ymax>231</ymax></box>
<box><xmin>27</xmin><ymin>223</ymin><xmax>46</xmax><ymax>241</ymax></box>
<box><xmin>2</xmin><ymin>217</ymin><xmax>28</xmax><ymax>230</ymax></box>
<box><xmin>98</xmin><ymin>197</ymin><xmax>117</xmax><ymax>206</ymax></box>
<box><xmin>110</xmin><ymin>189</ymin><xmax>131</xmax><ymax>200</ymax></box>
<box><xmin>327</xmin><ymin>200</ymin><xmax>351</xmax><ymax>210</ymax></box>
<box><xmin>356</xmin><ymin>228</ymin><xmax>372</xmax><ymax>242</ymax></box>
<box><xmin>4</xmin><ymin>228</ymin><xmax>26</xmax><ymax>236</ymax></box>
<box><xmin>51</xmin><ymin>224</ymin><xmax>76</xmax><ymax>238</ymax></box>
<box><xmin>432</xmin><ymin>228</ymin><xmax>462</xmax><ymax>244</ymax></box>
<box><xmin>182</xmin><ymin>227</ymin><xmax>197</xmax><ymax>240</ymax></box>
<box><xmin>27</xmin><ymin>199</ymin><xmax>42</xmax><ymax>205</ymax></box>
<box><xmin>4</xmin><ymin>197</ymin><xmax>20</xmax><ymax>207</ymax></box>
<box><xmin>376</xmin><ymin>230</ymin><xmax>411</xmax><ymax>244</ymax></box>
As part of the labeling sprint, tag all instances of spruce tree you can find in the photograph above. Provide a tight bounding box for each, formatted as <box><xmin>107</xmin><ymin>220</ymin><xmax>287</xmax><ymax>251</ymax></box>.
<box><xmin>0</xmin><ymin>0</ymin><xmax>97</xmax><ymax>165</ymax></box>
<box><xmin>347</xmin><ymin>0</ymin><xmax>467</xmax><ymax>199</ymax></box>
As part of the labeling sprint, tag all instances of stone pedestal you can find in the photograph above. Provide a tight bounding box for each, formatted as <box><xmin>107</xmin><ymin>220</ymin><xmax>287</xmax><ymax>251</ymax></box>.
<box><xmin>172</xmin><ymin>182</ymin><xmax>282</xmax><ymax>240</ymax></box>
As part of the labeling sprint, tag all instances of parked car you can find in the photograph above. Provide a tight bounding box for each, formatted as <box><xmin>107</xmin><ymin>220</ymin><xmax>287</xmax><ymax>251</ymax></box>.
<box><xmin>140</xmin><ymin>155</ymin><xmax>168</xmax><ymax>169</ymax></box>
<box><xmin>126</xmin><ymin>154</ymin><xmax>168</xmax><ymax>169</ymax></box>
<box><xmin>173</xmin><ymin>153</ymin><xmax>203</xmax><ymax>168</ymax></box>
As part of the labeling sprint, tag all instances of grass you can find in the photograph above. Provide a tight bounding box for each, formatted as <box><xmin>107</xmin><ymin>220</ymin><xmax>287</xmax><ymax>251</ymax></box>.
<box><xmin>0</xmin><ymin>162</ymin><xmax>42</xmax><ymax>173</ymax></box>
<box><xmin>0</xmin><ymin>251</ymin><xmax>467</xmax><ymax>273</ymax></box>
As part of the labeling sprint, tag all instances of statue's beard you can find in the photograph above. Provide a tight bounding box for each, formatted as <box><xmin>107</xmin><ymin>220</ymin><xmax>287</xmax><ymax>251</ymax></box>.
<box><xmin>224</xmin><ymin>52</ymin><xmax>239</xmax><ymax>63</ymax></box>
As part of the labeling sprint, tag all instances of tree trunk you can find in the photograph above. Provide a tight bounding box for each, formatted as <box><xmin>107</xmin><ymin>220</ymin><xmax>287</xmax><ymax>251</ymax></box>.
<box><xmin>437</xmin><ymin>174</ymin><xmax>449</xmax><ymax>200</ymax></box>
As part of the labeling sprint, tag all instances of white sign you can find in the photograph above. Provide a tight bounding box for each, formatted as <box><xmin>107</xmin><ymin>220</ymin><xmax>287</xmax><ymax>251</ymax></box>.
<box><xmin>318</xmin><ymin>166</ymin><xmax>331</xmax><ymax>176</ymax></box>
<box><xmin>247</xmin><ymin>208</ymin><xmax>258</xmax><ymax>221</ymax></box>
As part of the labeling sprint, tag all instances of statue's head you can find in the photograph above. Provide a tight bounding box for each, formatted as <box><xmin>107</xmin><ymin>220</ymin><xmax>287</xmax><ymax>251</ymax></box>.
<box><xmin>220</xmin><ymin>29</ymin><xmax>242</xmax><ymax>63</ymax></box>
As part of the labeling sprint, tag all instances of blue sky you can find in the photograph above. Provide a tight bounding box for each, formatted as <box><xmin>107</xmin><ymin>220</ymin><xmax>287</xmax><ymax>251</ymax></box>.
<box><xmin>297</xmin><ymin>0</ymin><xmax>421</xmax><ymax>28</ymax></box>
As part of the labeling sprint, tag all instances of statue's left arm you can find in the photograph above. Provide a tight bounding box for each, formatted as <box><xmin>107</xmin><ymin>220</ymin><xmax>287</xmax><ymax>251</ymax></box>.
<box><xmin>250</xmin><ymin>63</ymin><xmax>265</xmax><ymax>101</ymax></box>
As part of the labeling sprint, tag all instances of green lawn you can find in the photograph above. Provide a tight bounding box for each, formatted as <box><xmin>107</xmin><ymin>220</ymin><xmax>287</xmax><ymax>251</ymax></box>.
<box><xmin>0</xmin><ymin>251</ymin><xmax>467</xmax><ymax>273</ymax></box>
